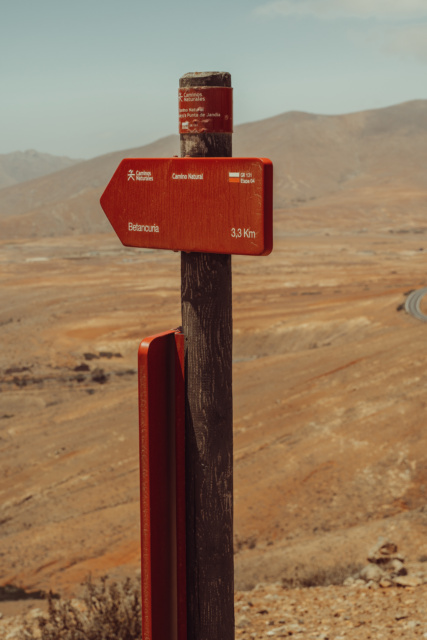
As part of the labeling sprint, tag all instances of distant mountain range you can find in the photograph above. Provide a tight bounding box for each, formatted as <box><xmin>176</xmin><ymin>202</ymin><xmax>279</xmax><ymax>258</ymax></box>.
<box><xmin>0</xmin><ymin>149</ymin><xmax>82</xmax><ymax>189</ymax></box>
<box><xmin>1</xmin><ymin>100</ymin><xmax>426</xmax><ymax>240</ymax></box>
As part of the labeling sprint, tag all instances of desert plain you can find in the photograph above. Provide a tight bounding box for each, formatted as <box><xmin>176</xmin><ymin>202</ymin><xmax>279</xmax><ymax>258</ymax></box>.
<box><xmin>1</xmin><ymin>101</ymin><xmax>427</xmax><ymax>634</ymax></box>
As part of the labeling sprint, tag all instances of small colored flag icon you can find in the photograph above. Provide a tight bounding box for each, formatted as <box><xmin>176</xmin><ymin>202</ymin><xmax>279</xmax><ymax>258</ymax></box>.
<box><xmin>229</xmin><ymin>172</ymin><xmax>240</xmax><ymax>183</ymax></box>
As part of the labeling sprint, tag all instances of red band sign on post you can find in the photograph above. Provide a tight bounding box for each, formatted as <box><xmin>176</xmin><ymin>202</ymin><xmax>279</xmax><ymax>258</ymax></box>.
<box><xmin>100</xmin><ymin>157</ymin><xmax>273</xmax><ymax>256</ymax></box>
<box><xmin>178</xmin><ymin>87</ymin><xmax>232</xmax><ymax>133</ymax></box>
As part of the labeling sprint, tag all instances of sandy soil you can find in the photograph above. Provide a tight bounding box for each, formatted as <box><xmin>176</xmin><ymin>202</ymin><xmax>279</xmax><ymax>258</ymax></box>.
<box><xmin>1</xmin><ymin>182</ymin><xmax>427</xmax><ymax>635</ymax></box>
<box><xmin>234</xmin><ymin>581</ymin><xmax>427</xmax><ymax>639</ymax></box>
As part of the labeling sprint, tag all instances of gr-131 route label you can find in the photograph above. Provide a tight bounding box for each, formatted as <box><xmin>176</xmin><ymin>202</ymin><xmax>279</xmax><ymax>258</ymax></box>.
<box><xmin>100</xmin><ymin>157</ymin><xmax>273</xmax><ymax>256</ymax></box>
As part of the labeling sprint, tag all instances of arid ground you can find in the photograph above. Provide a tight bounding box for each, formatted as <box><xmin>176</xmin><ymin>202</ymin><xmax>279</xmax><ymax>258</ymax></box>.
<box><xmin>1</xmin><ymin>102</ymin><xmax>427</xmax><ymax>633</ymax></box>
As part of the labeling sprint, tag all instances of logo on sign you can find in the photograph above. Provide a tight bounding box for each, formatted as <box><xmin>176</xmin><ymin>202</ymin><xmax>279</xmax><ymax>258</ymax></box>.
<box><xmin>127</xmin><ymin>169</ymin><xmax>154</xmax><ymax>182</ymax></box>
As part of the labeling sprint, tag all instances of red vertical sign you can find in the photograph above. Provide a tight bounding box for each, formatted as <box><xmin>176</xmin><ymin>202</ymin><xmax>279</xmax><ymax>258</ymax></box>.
<box><xmin>138</xmin><ymin>329</ymin><xmax>186</xmax><ymax>640</ymax></box>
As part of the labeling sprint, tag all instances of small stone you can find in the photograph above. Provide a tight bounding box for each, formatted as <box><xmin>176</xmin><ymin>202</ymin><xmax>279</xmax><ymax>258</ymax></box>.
<box><xmin>379</xmin><ymin>578</ymin><xmax>393</xmax><ymax>588</ymax></box>
<box><xmin>405</xmin><ymin>620</ymin><xmax>421</xmax><ymax>629</ymax></box>
<box><xmin>367</xmin><ymin>579</ymin><xmax>379</xmax><ymax>589</ymax></box>
<box><xmin>379</xmin><ymin>541</ymin><xmax>398</xmax><ymax>555</ymax></box>
<box><xmin>237</xmin><ymin>615</ymin><xmax>251</xmax><ymax>628</ymax></box>
<box><xmin>393</xmin><ymin>575</ymin><xmax>423</xmax><ymax>587</ymax></box>
<box><xmin>388</xmin><ymin>559</ymin><xmax>406</xmax><ymax>575</ymax></box>
<box><xmin>271</xmin><ymin>625</ymin><xmax>287</xmax><ymax>635</ymax></box>
<box><xmin>352</xmin><ymin>579</ymin><xmax>366</xmax><ymax>587</ymax></box>
<box><xmin>395</xmin><ymin>612</ymin><xmax>408</xmax><ymax>621</ymax></box>
<box><xmin>368</xmin><ymin>540</ymin><xmax>403</xmax><ymax>563</ymax></box>
<box><xmin>360</xmin><ymin>564</ymin><xmax>384</xmax><ymax>583</ymax></box>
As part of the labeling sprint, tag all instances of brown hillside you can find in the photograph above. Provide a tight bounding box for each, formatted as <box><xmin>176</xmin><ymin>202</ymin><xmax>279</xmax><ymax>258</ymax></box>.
<box><xmin>1</xmin><ymin>100</ymin><xmax>427</xmax><ymax>239</ymax></box>
<box><xmin>0</xmin><ymin>150</ymin><xmax>81</xmax><ymax>189</ymax></box>
<box><xmin>0</xmin><ymin>136</ymin><xmax>178</xmax><ymax>238</ymax></box>
<box><xmin>1</xmin><ymin>101</ymin><xmax>427</xmax><ymax>600</ymax></box>
<box><xmin>234</xmin><ymin>99</ymin><xmax>427</xmax><ymax>206</ymax></box>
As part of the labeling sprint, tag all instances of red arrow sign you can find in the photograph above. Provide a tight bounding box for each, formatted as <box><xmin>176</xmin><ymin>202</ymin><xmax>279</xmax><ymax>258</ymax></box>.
<box><xmin>100</xmin><ymin>157</ymin><xmax>273</xmax><ymax>256</ymax></box>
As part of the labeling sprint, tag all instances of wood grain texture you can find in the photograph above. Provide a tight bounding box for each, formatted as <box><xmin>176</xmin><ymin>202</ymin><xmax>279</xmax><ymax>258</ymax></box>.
<box><xmin>180</xmin><ymin>72</ymin><xmax>234</xmax><ymax>640</ymax></box>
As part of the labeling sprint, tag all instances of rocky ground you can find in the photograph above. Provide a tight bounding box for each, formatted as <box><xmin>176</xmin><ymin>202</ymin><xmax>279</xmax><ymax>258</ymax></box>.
<box><xmin>235</xmin><ymin>581</ymin><xmax>427</xmax><ymax>639</ymax></box>
<box><xmin>3</xmin><ymin>584</ymin><xmax>427</xmax><ymax>639</ymax></box>
<box><xmin>2</xmin><ymin>541</ymin><xmax>427</xmax><ymax>638</ymax></box>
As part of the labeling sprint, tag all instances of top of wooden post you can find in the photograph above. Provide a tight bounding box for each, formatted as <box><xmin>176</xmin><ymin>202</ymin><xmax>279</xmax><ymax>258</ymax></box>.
<box><xmin>179</xmin><ymin>72</ymin><xmax>231</xmax><ymax>88</ymax></box>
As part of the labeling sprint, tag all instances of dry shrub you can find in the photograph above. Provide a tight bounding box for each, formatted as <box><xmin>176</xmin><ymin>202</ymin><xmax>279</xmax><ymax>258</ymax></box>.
<box><xmin>27</xmin><ymin>576</ymin><xmax>141</xmax><ymax>640</ymax></box>
<box><xmin>281</xmin><ymin>561</ymin><xmax>363</xmax><ymax>589</ymax></box>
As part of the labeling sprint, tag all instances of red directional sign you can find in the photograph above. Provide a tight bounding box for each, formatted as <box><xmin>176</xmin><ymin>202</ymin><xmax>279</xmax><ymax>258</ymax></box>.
<box><xmin>100</xmin><ymin>157</ymin><xmax>273</xmax><ymax>256</ymax></box>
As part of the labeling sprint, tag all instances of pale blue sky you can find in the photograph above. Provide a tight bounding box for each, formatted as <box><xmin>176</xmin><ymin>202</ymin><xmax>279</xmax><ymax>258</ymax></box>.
<box><xmin>2</xmin><ymin>0</ymin><xmax>427</xmax><ymax>158</ymax></box>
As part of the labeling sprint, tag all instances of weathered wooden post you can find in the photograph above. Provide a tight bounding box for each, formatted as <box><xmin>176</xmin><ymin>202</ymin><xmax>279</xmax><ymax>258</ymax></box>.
<box><xmin>100</xmin><ymin>72</ymin><xmax>272</xmax><ymax>640</ymax></box>
<box><xmin>179</xmin><ymin>71</ymin><xmax>234</xmax><ymax>640</ymax></box>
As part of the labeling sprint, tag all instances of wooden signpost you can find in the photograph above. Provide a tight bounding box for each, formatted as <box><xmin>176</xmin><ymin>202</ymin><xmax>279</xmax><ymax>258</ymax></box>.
<box><xmin>180</xmin><ymin>72</ymin><xmax>234</xmax><ymax>640</ymax></box>
<box><xmin>100</xmin><ymin>71</ymin><xmax>273</xmax><ymax>640</ymax></box>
